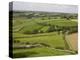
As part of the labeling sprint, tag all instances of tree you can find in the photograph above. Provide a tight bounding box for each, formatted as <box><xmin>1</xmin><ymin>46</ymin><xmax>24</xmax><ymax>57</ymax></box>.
<box><xmin>47</xmin><ymin>25</ymin><xmax>55</xmax><ymax>32</ymax></box>
<box><xmin>32</xmin><ymin>29</ymin><xmax>38</xmax><ymax>34</ymax></box>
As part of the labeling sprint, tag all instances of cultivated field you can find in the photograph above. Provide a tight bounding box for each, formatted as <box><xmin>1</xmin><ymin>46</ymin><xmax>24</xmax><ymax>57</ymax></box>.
<box><xmin>66</xmin><ymin>33</ymin><xmax>78</xmax><ymax>51</ymax></box>
<box><xmin>11</xmin><ymin>11</ymin><xmax>78</xmax><ymax>58</ymax></box>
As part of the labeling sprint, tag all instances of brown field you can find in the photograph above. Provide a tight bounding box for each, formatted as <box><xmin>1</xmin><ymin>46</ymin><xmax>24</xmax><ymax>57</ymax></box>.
<box><xmin>66</xmin><ymin>33</ymin><xmax>78</xmax><ymax>51</ymax></box>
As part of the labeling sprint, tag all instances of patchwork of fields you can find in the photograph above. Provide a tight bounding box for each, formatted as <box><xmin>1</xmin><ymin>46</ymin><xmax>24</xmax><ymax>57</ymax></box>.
<box><xmin>11</xmin><ymin>12</ymin><xmax>78</xmax><ymax>58</ymax></box>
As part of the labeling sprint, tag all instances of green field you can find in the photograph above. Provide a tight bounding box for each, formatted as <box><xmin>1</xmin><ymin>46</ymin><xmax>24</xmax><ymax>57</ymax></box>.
<box><xmin>11</xmin><ymin>12</ymin><xmax>78</xmax><ymax>58</ymax></box>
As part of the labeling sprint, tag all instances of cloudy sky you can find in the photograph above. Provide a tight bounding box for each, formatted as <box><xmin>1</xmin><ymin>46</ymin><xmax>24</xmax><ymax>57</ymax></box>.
<box><xmin>11</xmin><ymin>1</ymin><xmax>78</xmax><ymax>13</ymax></box>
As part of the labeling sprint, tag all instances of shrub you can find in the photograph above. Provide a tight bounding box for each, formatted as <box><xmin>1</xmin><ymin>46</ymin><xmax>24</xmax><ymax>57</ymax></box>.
<box><xmin>13</xmin><ymin>40</ymin><xmax>20</xmax><ymax>43</ymax></box>
<box><xmin>40</xmin><ymin>43</ymin><xmax>50</xmax><ymax>47</ymax></box>
<box><xmin>47</xmin><ymin>26</ymin><xmax>55</xmax><ymax>32</ymax></box>
<box><xmin>39</xmin><ymin>30</ymin><xmax>44</xmax><ymax>33</ymax></box>
<box><xmin>55</xmin><ymin>47</ymin><xmax>64</xmax><ymax>50</ymax></box>
<box><xmin>74</xmin><ymin>51</ymin><xmax>78</xmax><ymax>54</ymax></box>
<box><xmin>23</xmin><ymin>30</ymin><xmax>32</xmax><ymax>34</ymax></box>
<box><xmin>32</xmin><ymin>29</ymin><xmax>38</xmax><ymax>34</ymax></box>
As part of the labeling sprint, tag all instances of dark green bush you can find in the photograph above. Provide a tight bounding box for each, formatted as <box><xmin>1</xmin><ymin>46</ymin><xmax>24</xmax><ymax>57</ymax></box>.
<box><xmin>55</xmin><ymin>47</ymin><xmax>64</xmax><ymax>50</ymax></box>
<box><xmin>23</xmin><ymin>30</ymin><xmax>32</xmax><ymax>34</ymax></box>
<box><xmin>32</xmin><ymin>29</ymin><xmax>39</xmax><ymax>34</ymax></box>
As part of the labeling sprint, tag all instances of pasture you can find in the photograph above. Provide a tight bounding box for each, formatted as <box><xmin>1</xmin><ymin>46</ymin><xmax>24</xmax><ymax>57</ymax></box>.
<box><xmin>12</xmin><ymin>12</ymin><xmax>78</xmax><ymax>58</ymax></box>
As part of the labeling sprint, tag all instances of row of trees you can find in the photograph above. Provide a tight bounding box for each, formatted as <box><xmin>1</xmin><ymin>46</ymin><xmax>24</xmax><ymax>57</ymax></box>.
<box><xmin>23</xmin><ymin>25</ymin><xmax>77</xmax><ymax>34</ymax></box>
<box><xmin>13</xmin><ymin>12</ymin><xmax>78</xmax><ymax>20</ymax></box>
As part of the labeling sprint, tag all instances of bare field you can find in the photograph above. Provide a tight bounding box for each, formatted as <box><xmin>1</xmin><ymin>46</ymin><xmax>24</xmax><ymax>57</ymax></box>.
<box><xmin>66</xmin><ymin>33</ymin><xmax>78</xmax><ymax>51</ymax></box>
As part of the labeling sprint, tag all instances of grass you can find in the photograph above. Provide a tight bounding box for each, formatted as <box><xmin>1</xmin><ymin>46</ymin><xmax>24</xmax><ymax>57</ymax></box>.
<box><xmin>12</xmin><ymin>16</ymin><xmax>78</xmax><ymax>58</ymax></box>
<box><xmin>13</xmin><ymin>47</ymin><xmax>72</xmax><ymax>58</ymax></box>
<box><xmin>14</xmin><ymin>32</ymin><xmax>65</xmax><ymax>48</ymax></box>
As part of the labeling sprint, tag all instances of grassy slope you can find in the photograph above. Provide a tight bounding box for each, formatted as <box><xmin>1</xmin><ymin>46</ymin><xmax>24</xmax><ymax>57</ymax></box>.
<box><xmin>14</xmin><ymin>32</ymin><xmax>65</xmax><ymax>48</ymax></box>
<box><xmin>12</xmin><ymin>17</ymin><xmax>78</xmax><ymax>58</ymax></box>
<box><xmin>13</xmin><ymin>47</ymin><xmax>71</xmax><ymax>58</ymax></box>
